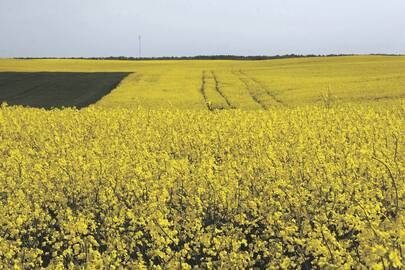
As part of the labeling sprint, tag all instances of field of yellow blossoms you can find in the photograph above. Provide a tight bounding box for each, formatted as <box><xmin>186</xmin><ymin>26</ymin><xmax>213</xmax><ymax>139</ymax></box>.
<box><xmin>0</xmin><ymin>100</ymin><xmax>403</xmax><ymax>269</ymax></box>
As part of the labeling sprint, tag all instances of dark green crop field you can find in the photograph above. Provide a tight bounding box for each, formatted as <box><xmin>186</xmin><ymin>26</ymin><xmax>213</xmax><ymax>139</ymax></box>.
<box><xmin>0</xmin><ymin>72</ymin><xmax>129</xmax><ymax>108</ymax></box>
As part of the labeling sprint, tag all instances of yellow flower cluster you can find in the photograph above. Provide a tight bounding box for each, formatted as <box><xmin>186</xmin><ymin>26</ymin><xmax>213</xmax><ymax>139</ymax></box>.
<box><xmin>0</xmin><ymin>102</ymin><xmax>403</xmax><ymax>269</ymax></box>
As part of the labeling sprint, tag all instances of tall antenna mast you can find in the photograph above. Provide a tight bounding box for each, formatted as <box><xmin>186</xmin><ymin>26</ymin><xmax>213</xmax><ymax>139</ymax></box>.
<box><xmin>138</xmin><ymin>35</ymin><xmax>142</xmax><ymax>58</ymax></box>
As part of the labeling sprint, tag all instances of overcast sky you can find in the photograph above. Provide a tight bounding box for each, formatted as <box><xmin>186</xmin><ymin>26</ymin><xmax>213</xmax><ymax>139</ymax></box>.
<box><xmin>1</xmin><ymin>0</ymin><xmax>404</xmax><ymax>57</ymax></box>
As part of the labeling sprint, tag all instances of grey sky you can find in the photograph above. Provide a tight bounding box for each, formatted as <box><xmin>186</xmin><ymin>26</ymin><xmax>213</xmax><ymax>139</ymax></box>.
<box><xmin>1</xmin><ymin>0</ymin><xmax>404</xmax><ymax>57</ymax></box>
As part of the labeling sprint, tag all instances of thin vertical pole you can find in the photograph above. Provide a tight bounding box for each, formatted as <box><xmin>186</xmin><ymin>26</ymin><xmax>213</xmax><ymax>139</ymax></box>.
<box><xmin>138</xmin><ymin>35</ymin><xmax>142</xmax><ymax>58</ymax></box>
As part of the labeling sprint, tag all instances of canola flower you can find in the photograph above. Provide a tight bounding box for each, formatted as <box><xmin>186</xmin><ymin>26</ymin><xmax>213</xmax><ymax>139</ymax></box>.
<box><xmin>0</xmin><ymin>101</ymin><xmax>403</xmax><ymax>269</ymax></box>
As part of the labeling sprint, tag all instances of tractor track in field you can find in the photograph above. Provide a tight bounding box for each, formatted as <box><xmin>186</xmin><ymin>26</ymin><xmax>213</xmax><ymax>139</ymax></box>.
<box><xmin>238</xmin><ymin>70</ymin><xmax>285</xmax><ymax>106</ymax></box>
<box><xmin>199</xmin><ymin>71</ymin><xmax>212</xmax><ymax>111</ymax></box>
<box><xmin>210</xmin><ymin>71</ymin><xmax>235</xmax><ymax>109</ymax></box>
<box><xmin>235</xmin><ymin>70</ymin><xmax>285</xmax><ymax>109</ymax></box>
<box><xmin>233</xmin><ymin>70</ymin><xmax>267</xmax><ymax>110</ymax></box>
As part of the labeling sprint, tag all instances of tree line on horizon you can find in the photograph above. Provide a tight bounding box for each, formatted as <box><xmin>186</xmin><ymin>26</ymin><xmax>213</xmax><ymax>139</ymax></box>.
<box><xmin>14</xmin><ymin>53</ymin><xmax>403</xmax><ymax>61</ymax></box>
<box><xmin>13</xmin><ymin>53</ymin><xmax>404</xmax><ymax>61</ymax></box>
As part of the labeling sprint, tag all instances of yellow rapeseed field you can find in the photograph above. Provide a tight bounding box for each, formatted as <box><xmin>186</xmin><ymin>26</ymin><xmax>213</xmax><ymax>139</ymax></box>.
<box><xmin>0</xmin><ymin>56</ymin><xmax>404</xmax><ymax>269</ymax></box>
<box><xmin>1</xmin><ymin>55</ymin><xmax>404</xmax><ymax>109</ymax></box>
